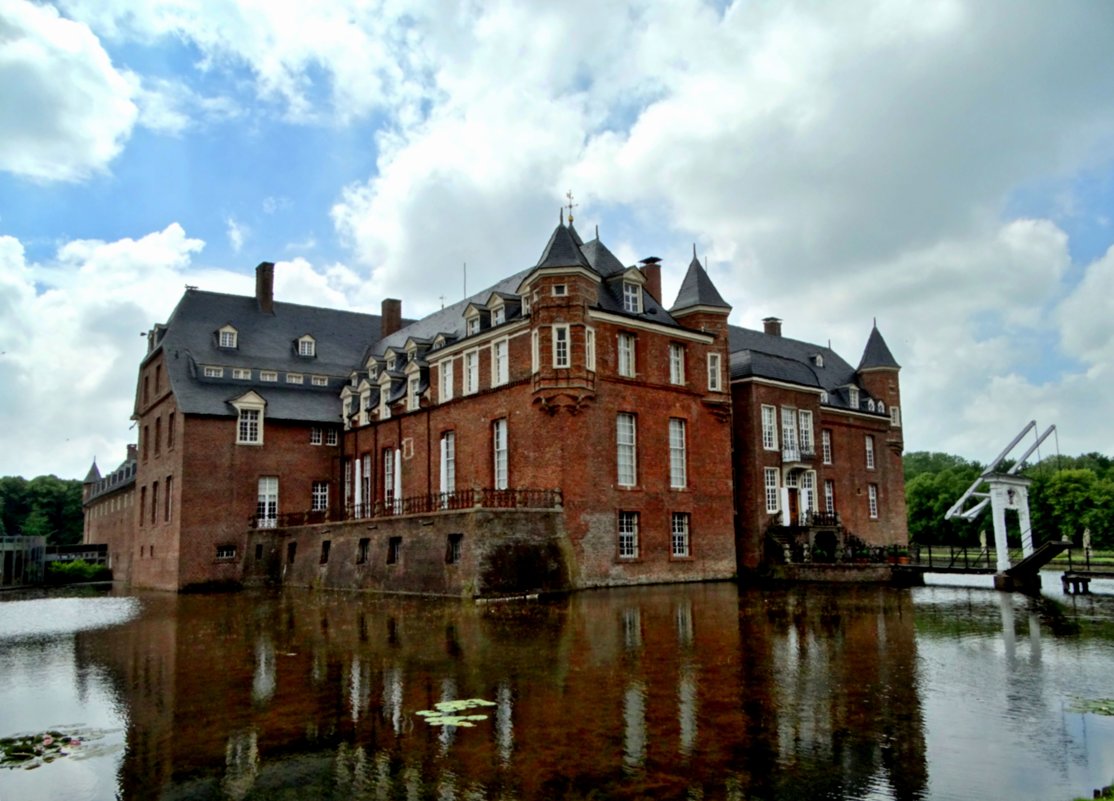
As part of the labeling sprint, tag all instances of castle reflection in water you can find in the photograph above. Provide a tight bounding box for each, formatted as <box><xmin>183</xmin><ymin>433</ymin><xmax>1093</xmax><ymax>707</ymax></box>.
<box><xmin>74</xmin><ymin>583</ymin><xmax>927</xmax><ymax>801</ymax></box>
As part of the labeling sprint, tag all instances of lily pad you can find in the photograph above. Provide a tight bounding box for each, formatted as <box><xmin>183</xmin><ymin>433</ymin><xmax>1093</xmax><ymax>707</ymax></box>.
<box><xmin>1071</xmin><ymin>698</ymin><xmax>1114</xmax><ymax>716</ymax></box>
<box><xmin>415</xmin><ymin>698</ymin><xmax>496</xmax><ymax>727</ymax></box>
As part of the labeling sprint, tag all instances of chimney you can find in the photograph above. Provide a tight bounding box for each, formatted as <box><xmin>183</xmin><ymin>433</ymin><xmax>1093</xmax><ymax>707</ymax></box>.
<box><xmin>381</xmin><ymin>298</ymin><xmax>402</xmax><ymax>339</ymax></box>
<box><xmin>763</xmin><ymin>316</ymin><xmax>782</xmax><ymax>337</ymax></box>
<box><xmin>639</xmin><ymin>257</ymin><xmax>663</xmax><ymax>303</ymax></box>
<box><xmin>127</xmin><ymin>443</ymin><xmax>138</xmax><ymax>463</ymax></box>
<box><xmin>255</xmin><ymin>262</ymin><xmax>275</xmax><ymax>314</ymax></box>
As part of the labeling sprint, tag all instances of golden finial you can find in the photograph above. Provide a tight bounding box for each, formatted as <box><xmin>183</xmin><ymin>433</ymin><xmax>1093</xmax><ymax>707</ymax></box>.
<box><xmin>565</xmin><ymin>189</ymin><xmax>578</xmax><ymax>223</ymax></box>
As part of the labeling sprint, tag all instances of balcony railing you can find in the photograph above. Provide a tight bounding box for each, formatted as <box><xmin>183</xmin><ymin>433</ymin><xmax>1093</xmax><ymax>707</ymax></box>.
<box><xmin>249</xmin><ymin>488</ymin><xmax>563</xmax><ymax>530</ymax></box>
<box><xmin>781</xmin><ymin>444</ymin><xmax>816</xmax><ymax>462</ymax></box>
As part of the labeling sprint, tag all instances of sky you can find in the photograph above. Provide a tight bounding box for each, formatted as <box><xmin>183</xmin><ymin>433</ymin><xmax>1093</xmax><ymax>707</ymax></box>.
<box><xmin>2</xmin><ymin>0</ymin><xmax>1114</xmax><ymax>480</ymax></box>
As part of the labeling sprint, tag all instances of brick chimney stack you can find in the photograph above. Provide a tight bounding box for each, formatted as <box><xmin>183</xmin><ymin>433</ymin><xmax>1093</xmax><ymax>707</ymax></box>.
<box><xmin>255</xmin><ymin>262</ymin><xmax>275</xmax><ymax>314</ymax></box>
<box><xmin>127</xmin><ymin>444</ymin><xmax>138</xmax><ymax>462</ymax></box>
<box><xmin>763</xmin><ymin>317</ymin><xmax>782</xmax><ymax>337</ymax></box>
<box><xmin>639</xmin><ymin>257</ymin><xmax>663</xmax><ymax>303</ymax></box>
<box><xmin>381</xmin><ymin>298</ymin><xmax>402</xmax><ymax>339</ymax></box>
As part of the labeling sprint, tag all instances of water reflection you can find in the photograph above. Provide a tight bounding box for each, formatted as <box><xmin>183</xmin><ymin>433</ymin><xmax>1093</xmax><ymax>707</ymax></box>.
<box><xmin>1</xmin><ymin>583</ymin><xmax>1112</xmax><ymax>800</ymax></box>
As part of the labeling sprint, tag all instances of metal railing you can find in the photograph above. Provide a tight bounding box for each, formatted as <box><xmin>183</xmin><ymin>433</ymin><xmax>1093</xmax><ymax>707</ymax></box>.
<box><xmin>249</xmin><ymin>487</ymin><xmax>562</xmax><ymax>530</ymax></box>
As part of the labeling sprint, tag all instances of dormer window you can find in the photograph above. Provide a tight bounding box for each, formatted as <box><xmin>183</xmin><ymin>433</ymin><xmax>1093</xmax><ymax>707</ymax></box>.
<box><xmin>622</xmin><ymin>282</ymin><xmax>642</xmax><ymax>314</ymax></box>
<box><xmin>812</xmin><ymin>354</ymin><xmax>824</xmax><ymax>368</ymax></box>
<box><xmin>298</xmin><ymin>335</ymin><xmax>316</xmax><ymax>357</ymax></box>
<box><xmin>867</xmin><ymin>399</ymin><xmax>876</xmax><ymax>412</ymax></box>
<box><xmin>407</xmin><ymin>376</ymin><xmax>421</xmax><ymax>411</ymax></box>
<box><xmin>878</xmin><ymin>401</ymin><xmax>886</xmax><ymax>414</ymax></box>
<box><xmin>492</xmin><ymin>307</ymin><xmax>505</xmax><ymax>325</ymax></box>
<box><xmin>820</xmin><ymin>390</ymin><xmax>829</xmax><ymax>404</ymax></box>
<box><xmin>849</xmin><ymin>387</ymin><xmax>859</xmax><ymax>409</ymax></box>
<box><xmin>386</xmin><ymin>355</ymin><xmax>396</xmax><ymax>371</ymax></box>
<box><xmin>219</xmin><ymin>326</ymin><xmax>238</xmax><ymax>349</ymax></box>
<box><xmin>368</xmin><ymin>365</ymin><xmax>378</xmax><ymax>379</ymax></box>
<box><xmin>467</xmin><ymin>316</ymin><xmax>480</xmax><ymax>335</ymax></box>
<box><xmin>521</xmin><ymin>295</ymin><xmax>531</xmax><ymax>316</ymax></box>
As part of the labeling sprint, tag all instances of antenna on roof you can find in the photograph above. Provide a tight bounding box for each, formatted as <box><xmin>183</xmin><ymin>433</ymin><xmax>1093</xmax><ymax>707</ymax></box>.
<box><xmin>439</xmin><ymin>295</ymin><xmax>445</xmax><ymax>310</ymax></box>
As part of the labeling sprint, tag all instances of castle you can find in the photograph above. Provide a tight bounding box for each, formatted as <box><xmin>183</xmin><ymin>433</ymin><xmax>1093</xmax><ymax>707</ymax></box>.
<box><xmin>83</xmin><ymin>217</ymin><xmax>906</xmax><ymax>593</ymax></box>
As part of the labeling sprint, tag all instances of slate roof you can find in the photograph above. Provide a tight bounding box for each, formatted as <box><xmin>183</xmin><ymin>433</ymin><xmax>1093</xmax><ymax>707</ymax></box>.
<box><xmin>672</xmin><ymin>256</ymin><xmax>731</xmax><ymax>312</ymax></box>
<box><xmin>580</xmin><ymin>237</ymin><xmax>626</xmax><ymax>277</ymax></box>
<box><xmin>535</xmin><ymin>223</ymin><xmax>591</xmax><ymax>270</ymax></box>
<box><xmin>83</xmin><ymin>461</ymin><xmax>102</xmax><ymax>483</ymax></box>
<box><xmin>153</xmin><ymin>289</ymin><xmax>391</xmax><ymax>423</ymax></box>
<box><xmin>859</xmin><ymin>324</ymin><xmax>901</xmax><ymax>370</ymax></box>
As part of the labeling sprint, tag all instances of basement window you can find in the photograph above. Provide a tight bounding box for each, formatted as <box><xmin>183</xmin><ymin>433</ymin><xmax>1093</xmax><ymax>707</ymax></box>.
<box><xmin>387</xmin><ymin>536</ymin><xmax>402</xmax><ymax>565</ymax></box>
<box><xmin>216</xmin><ymin>545</ymin><xmax>236</xmax><ymax>560</ymax></box>
<box><xmin>446</xmin><ymin>533</ymin><xmax>462</xmax><ymax>564</ymax></box>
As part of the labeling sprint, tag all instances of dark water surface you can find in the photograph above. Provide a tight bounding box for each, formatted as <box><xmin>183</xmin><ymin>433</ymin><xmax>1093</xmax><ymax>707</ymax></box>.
<box><xmin>1</xmin><ymin>580</ymin><xmax>1112</xmax><ymax>801</ymax></box>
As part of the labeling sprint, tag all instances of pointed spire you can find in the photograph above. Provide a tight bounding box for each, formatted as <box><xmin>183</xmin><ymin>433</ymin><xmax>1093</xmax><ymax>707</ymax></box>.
<box><xmin>83</xmin><ymin>460</ymin><xmax>101</xmax><ymax>484</ymax></box>
<box><xmin>858</xmin><ymin>322</ymin><xmax>900</xmax><ymax>370</ymax></box>
<box><xmin>671</xmin><ymin>254</ymin><xmax>731</xmax><ymax>313</ymax></box>
<box><xmin>535</xmin><ymin>222</ymin><xmax>591</xmax><ymax>271</ymax></box>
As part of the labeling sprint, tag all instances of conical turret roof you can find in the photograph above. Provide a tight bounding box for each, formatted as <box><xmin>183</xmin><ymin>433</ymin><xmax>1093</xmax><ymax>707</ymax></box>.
<box><xmin>83</xmin><ymin>460</ymin><xmax>101</xmax><ymax>483</ymax></box>
<box><xmin>858</xmin><ymin>324</ymin><xmax>900</xmax><ymax>370</ymax></box>
<box><xmin>671</xmin><ymin>255</ymin><xmax>730</xmax><ymax>313</ymax></box>
<box><xmin>535</xmin><ymin>223</ymin><xmax>591</xmax><ymax>271</ymax></box>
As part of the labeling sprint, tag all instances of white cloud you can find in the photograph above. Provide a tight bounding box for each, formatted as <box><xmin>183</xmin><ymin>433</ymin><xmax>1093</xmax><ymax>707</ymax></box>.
<box><xmin>132</xmin><ymin>75</ymin><xmax>241</xmax><ymax>135</ymax></box>
<box><xmin>0</xmin><ymin>0</ymin><xmax>138</xmax><ymax>182</ymax></box>
<box><xmin>226</xmin><ymin>216</ymin><xmax>247</xmax><ymax>253</ymax></box>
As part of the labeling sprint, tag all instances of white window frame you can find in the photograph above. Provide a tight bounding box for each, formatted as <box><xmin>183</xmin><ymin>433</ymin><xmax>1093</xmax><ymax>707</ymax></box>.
<box><xmin>464</xmin><ymin>349</ymin><xmax>479</xmax><ymax>395</ymax></box>
<box><xmin>552</xmin><ymin>325</ymin><xmax>570</xmax><ymax>368</ymax></box>
<box><xmin>260</xmin><ymin>370</ymin><xmax>277</xmax><ymax>382</ymax></box>
<box><xmin>800</xmin><ymin>470</ymin><xmax>816</xmax><ymax>522</ymax></box>
<box><xmin>671</xmin><ymin>512</ymin><xmax>690</xmax><ymax>558</ymax></box>
<box><xmin>491</xmin><ymin>306</ymin><xmax>505</xmax><ymax>325</ymax></box>
<box><xmin>764</xmin><ymin>467</ymin><xmax>779</xmax><ymax>513</ymax></box>
<box><xmin>618</xmin><ymin>333</ymin><xmax>635</xmax><ymax>378</ymax></box>
<box><xmin>798</xmin><ymin>410</ymin><xmax>814</xmax><ymax>455</ymax></box>
<box><xmin>298</xmin><ymin>336</ymin><xmax>316</xmax><ymax>357</ymax></box>
<box><xmin>407</xmin><ymin>376</ymin><xmax>421</xmax><ymax>411</ymax></box>
<box><xmin>466</xmin><ymin>315</ymin><xmax>481</xmax><ymax>336</ymax></box>
<box><xmin>669</xmin><ymin>344</ymin><xmax>685</xmax><ymax>385</ymax></box>
<box><xmin>492</xmin><ymin>338</ymin><xmax>509</xmax><ymax>385</ymax></box>
<box><xmin>849</xmin><ymin>387</ymin><xmax>859</xmax><ymax>409</ymax></box>
<box><xmin>439</xmin><ymin>360</ymin><xmax>454</xmax><ymax>402</ymax></box>
<box><xmin>257</xmin><ymin>476</ymin><xmax>278</xmax><ymax>528</ymax></box>
<box><xmin>326</xmin><ymin>429</ymin><xmax>338</xmax><ymax>446</ymax></box>
<box><xmin>622</xmin><ymin>281</ymin><xmax>642</xmax><ymax>314</ymax></box>
<box><xmin>618</xmin><ymin>511</ymin><xmax>639</xmax><ymax>559</ymax></box>
<box><xmin>865</xmin><ymin>435</ymin><xmax>875</xmax><ymax>470</ymax></box>
<box><xmin>531</xmin><ymin>330</ymin><xmax>540</xmax><ymax>373</ymax></box>
<box><xmin>219</xmin><ymin>327</ymin><xmax>238</xmax><ymax>349</ymax></box>
<box><xmin>585</xmin><ymin>327</ymin><xmax>596</xmax><ymax>371</ymax></box>
<box><xmin>522</xmin><ymin>295</ymin><xmax>531</xmax><ymax>316</ymax></box>
<box><xmin>669</xmin><ymin>418</ymin><xmax>687</xmax><ymax>490</ymax></box>
<box><xmin>707</xmin><ymin>352</ymin><xmax>722</xmax><ymax>392</ymax></box>
<box><xmin>868</xmin><ymin>484</ymin><xmax>879</xmax><ymax>519</ymax></box>
<box><xmin>204</xmin><ymin>366</ymin><xmax>223</xmax><ymax>378</ymax></box>
<box><xmin>552</xmin><ymin>284</ymin><xmax>567</xmax><ymax>296</ymax></box>
<box><xmin>310</xmin><ymin>427</ymin><xmax>323</xmax><ymax>445</ymax></box>
<box><xmin>312</xmin><ymin>481</ymin><xmax>329</xmax><ymax>512</ymax></box>
<box><xmin>492</xmin><ymin>419</ymin><xmax>508</xmax><ymax>490</ymax></box>
<box><xmin>232</xmin><ymin>368</ymin><xmax>251</xmax><ymax>380</ymax></box>
<box><xmin>237</xmin><ymin>407</ymin><xmax>261</xmax><ymax>445</ymax></box>
<box><xmin>824</xmin><ymin>479</ymin><xmax>835</xmax><ymax>515</ymax></box>
<box><xmin>312</xmin><ymin>375</ymin><xmax>328</xmax><ymax>386</ymax></box>
<box><xmin>440</xmin><ymin>431</ymin><xmax>456</xmax><ymax>497</ymax></box>
<box><xmin>761</xmin><ymin>405</ymin><xmax>778</xmax><ymax>451</ymax></box>
<box><xmin>616</xmin><ymin>413</ymin><xmax>637</xmax><ymax>487</ymax></box>
<box><xmin>383</xmin><ymin>449</ymin><xmax>395</xmax><ymax>508</ymax></box>
<box><xmin>286</xmin><ymin>373</ymin><xmax>303</xmax><ymax>385</ymax></box>
<box><xmin>781</xmin><ymin>407</ymin><xmax>799</xmax><ymax>460</ymax></box>
<box><xmin>890</xmin><ymin>405</ymin><xmax>902</xmax><ymax>427</ymax></box>
<box><xmin>821</xmin><ymin>429</ymin><xmax>832</xmax><ymax>464</ymax></box>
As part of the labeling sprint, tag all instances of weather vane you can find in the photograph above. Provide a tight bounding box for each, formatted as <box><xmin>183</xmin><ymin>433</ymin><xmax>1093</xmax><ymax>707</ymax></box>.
<box><xmin>565</xmin><ymin>190</ymin><xmax>578</xmax><ymax>224</ymax></box>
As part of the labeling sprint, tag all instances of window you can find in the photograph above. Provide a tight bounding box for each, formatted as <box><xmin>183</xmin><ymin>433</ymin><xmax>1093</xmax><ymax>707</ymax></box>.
<box><xmin>868</xmin><ymin>484</ymin><xmax>879</xmax><ymax>519</ymax></box>
<box><xmin>824</xmin><ymin>479</ymin><xmax>836</xmax><ymax>515</ymax></box>
<box><xmin>865</xmin><ymin>435</ymin><xmax>875</xmax><ymax>470</ymax></box>
<box><xmin>203</xmin><ymin>366</ymin><xmax>223</xmax><ymax>378</ymax></box>
<box><xmin>238</xmin><ymin>408</ymin><xmax>261</xmax><ymax>444</ymax></box>
<box><xmin>155</xmin><ymin>364</ymin><xmax>162</xmax><ymax>393</ymax></box>
<box><xmin>446</xmin><ymin>533</ymin><xmax>462</xmax><ymax>564</ymax></box>
<box><xmin>707</xmin><ymin>352</ymin><xmax>722</xmax><ymax>392</ymax></box>
<box><xmin>310</xmin><ymin>427</ymin><xmax>323</xmax><ymax>445</ymax></box>
<box><xmin>492</xmin><ymin>307</ymin><xmax>505</xmax><ymax>325</ymax></box>
<box><xmin>586</xmin><ymin>328</ymin><xmax>596</xmax><ymax>371</ymax></box>
<box><xmin>356</xmin><ymin>537</ymin><xmax>370</xmax><ymax>564</ymax></box>
<box><xmin>669</xmin><ymin>344</ymin><xmax>685</xmax><ymax>385</ymax></box>
<box><xmin>387</xmin><ymin>536</ymin><xmax>402</xmax><ymax>565</ymax></box>
<box><xmin>849</xmin><ymin>387</ymin><xmax>859</xmax><ymax>409</ymax></box>
<box><xmin>232</xmin><ymin>368</ymin><xmax>251</xmax><ymax>380</ymax></box>
<box><xmin>553</xmin><ymin>284</ymin><xmax>567</xmax><ymax>296</ymax></box>
<box><xmin>671</xmin><ymin>513</ymin><xmax>690</xmax><ymax>558</ymax></box>
<box><xmin>312</xmin><ymin>481</ymin><xmax>329</xmax><ymax>511</ymax></box>
<box><xmin>261</xmin><ymin>370</ymin><xmax>277</xmax><ymax>382</ymax></box>
<box><xmin>319</xmin><ymin>540</ymin><xmax>331</xmax><ymax>564</ymax></box>
<box><xmin>761</xmin><ymin>405</ymin><xmax>778</xmax><ymax>450</ymax></box>
<box><xmin>143</xmin><ymin>425</ymin><xmax>149</xmax><ymax>461</ymax></box>
<box><xmin>492</xmin><ymin>419</ymin><xmax>508</xmax><ymax>490</ymax></box>
<box><xmin>617</xmin><ymin>413</ymin><xmax>637</xmax><ymax>487</ymax></box>
<box><xmin>312</xmin><ymin>375</ymin><xmax>328</xmax><ymax>386</ymax></box>
<box><xmin>800</xmin><ymin>471</ymin><xmax>815</xmax><ymax>520</ymax></box>
<box><xmin>522</xmin><ymin>294</ymin><xmax>531</xmax><ymax>315</ymax></box>
<box><xmin>440</xmin><ymin>431</ymin><xmax>456</xmax><ymax>497</ymax></box>
<box><xmin>553</xmin><ymin>325</ymin><xmax>569</xmax><ymax>368</ymax></box>
<box><xmin>531</xmin><ymin>330</ymin><xmax>540</xmax><ymax>373</ymax></box>
<box><xmin>219</xmin><ymin>327</ymin><xmax>238</xmax><ymax>348</ymax></box>
<box><xmin>216</xmin><ymin>545</ymin><xmax>236</xmax><ymax>560</ymax></box>
<box><xmin>821</xmin><ymin>429</ymin><xmax>832</xmax><ymax>464</ymax></box>
<box><xmin>151</xmin><ymin>481</ymin><xmax>159</xmax><ymax>525</ymax></box>
<box><xmin>669</xmin><ymin>418</ymin><xmax>687</xmax><ymax>489</ymax></box>
<box><xmin>362</xmin><ymin>453</ymin><xmax>371</xmax><ymax>507</ymax></box>
<box><xmin>298</xmin><ymin>336</ymin><xmax>316</xmax><ymax>357</ymax></box>
<box><xmin>407</xmin><ymin>376</ymin><xmax>420</xmax><ymax>411</ymax></box>
<box><xmin>256</xmin><ymin>477</ymin><xmax>278</xmax><ymax>528</ymax></box>
<box><xmin>622</xmin><ymin>281</ymin><xmax>642</xmax><ymax>313</ymax></box>
<box><xmin>326</xmin><ymin>430</ymin><xmax>338</xmax><ymax>446</ymax></box>
<box><xmin>255</xmin><ymin>543</ymin><xmax>264</xmax><ymax>560</ymax></box>
<box><xmin>618</xmin><ymin>511</ymin><xmax>639</xmax><ymax>559</ymax></box>
<box><xmin>386</xmin><ymin>354</ymin><xmax>396</xmax><ymax>370</ymax></box>
<box><xmin>798</xmin><ymin>410</ymin><xmax>814</xmax><ymax>455</ymax></box>
<box><xmin>439</xmin><ymin>360</ymin><xmax>454</xmax><ymax>402</ymax></box>
<box><xmin>492</xmin><ymin>339</ymin><xmax>509</xmax><ymax>385</ymax></box>
<box><xmin>890</xmin><ymin>405</ymin><xmax>902</xmax><ymax>427</ymax></box>
<box><xmin>383</xmin><ymin>449</ymin><xmax>395</xmax><ymax>509</ymax></box>
<box><xmin>143</xmin><ymin>374</ymin><xmax>149</xmax><ymax>405</ymax></box>
<box><xmin>467</xmin><ymin>316</ymin><xmax>480</xmax><ymax>336</ymax></box>
<box><xmin>764</xmin><ymin>468</ymin><xmax>779</xmax><ymax>513</ymax></box>
<box><xmin>167</xmin><ymin>412</ymin><xmax>175</xmax><ymax>449</ymax></box>
<box><xmin>464</xmin><ymin>350</ymin><xmax>479</xmax><ymax>394</ymax></box>
<box><xmin>164</xmin><ymin>475</ymin><xmax>172</xmax><ymax>522</ymax></box>
<box><xmin>867</xmin><ymin>399</ymin><xmax>876</xmax><ymax>412</ymax></box>
<box><xmin>618</xmin><ymin>333</ymin><xmax>635</xmax><ymax>378</ymax></box>
<box><xmin>819</xmin><ymin>390</ymin><xmax>828</xmax><ymax>404</ymax></box>
<box><xmin>286</xmin><ymin>373</ymin><xmax>303</xmax><ymax>384</ymax></box>
<box><xmin>878</xmin><ymin>401</ymin><xmax>886</xmax><ymax>414</ymax></box>
<box><xmin>781</xmin><ymin>407</ymin><xmax>798</xmax><ymax>459</ymax></box>
<box><xmin>286</xmin><ymin>541</ymin><xmax>297</xmax><ymax>565</ymax></box>
<box><xmin>139</xmin><ymin>486</ymin><xmax>146</xmax><ymax>526</ymax></box>
<box><xmin>813</xmin><ymin>353</ymin><xmax>824</xmax><ymax>368</ymax></box>
<box><xmin>155</xmin><ymin>416</ymin><xmax>162</xmax><ymax>455</ymax></box>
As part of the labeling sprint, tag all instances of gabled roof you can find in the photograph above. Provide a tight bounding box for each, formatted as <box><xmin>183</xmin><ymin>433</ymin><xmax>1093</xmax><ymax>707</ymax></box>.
<box><xmin>859</xmin><ymin>324</ymin><xmax>901</xmax><ymax>370</ymax></box>
<box><xmin>671</xmin><ymin>256</ymin><xmax>731</xmax><ymax>313</ymax></box>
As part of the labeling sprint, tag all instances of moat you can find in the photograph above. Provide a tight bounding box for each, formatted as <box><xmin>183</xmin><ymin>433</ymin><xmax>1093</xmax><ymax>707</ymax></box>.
<box><xmin>1</xmin><ymin>579</ymin><xmax>1112</xmax><ymax>801</ymax></box>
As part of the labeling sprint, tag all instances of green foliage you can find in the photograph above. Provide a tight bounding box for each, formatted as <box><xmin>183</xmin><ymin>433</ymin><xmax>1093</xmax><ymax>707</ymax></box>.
<box><xmin>904</xmin><ymin>458</ymin><xmax>984</xmax><ymax>545</ymax></box>
<box><xmin>0</xmin><ymin>474</ymin><xmax>84</xmax><ymax>546</ymax></box>
<box><xmin>45</xmin><ymin>559</ymin><xmax>111</xmax><ymax>584</ymax></box>
<box><xmin>904</xmin><ymin>451</ymin><xmax>982</xmax><ymax>484</ymax></box>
